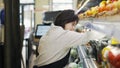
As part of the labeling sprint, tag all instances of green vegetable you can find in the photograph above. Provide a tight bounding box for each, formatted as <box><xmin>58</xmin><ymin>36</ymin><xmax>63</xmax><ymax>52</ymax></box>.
<box><xmin>68</xmin><ymin>62</ymin><xmax>78</xmax><ymax>68</ymax></box>
<box><xmin>70</xmin><ymin>48</ymin><xmax>77</xmax><ymax>58</ymax></box>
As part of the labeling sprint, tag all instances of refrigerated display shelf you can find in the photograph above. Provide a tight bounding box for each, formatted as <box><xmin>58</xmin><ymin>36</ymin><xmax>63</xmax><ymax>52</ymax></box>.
<box><xmin>77</xmin><ymin>45</ymin><xmax>98</xmax><ymax>68</ymax></box>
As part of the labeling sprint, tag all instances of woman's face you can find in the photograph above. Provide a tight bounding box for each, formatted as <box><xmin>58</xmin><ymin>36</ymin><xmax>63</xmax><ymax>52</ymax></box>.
<box><xmin>64</xmin><ymin>21</ymin><xmax>77</xmax><ymax>31</ymax></box>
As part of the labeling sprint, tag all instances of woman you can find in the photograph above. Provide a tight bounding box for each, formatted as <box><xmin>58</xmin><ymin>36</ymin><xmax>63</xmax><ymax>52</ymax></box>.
<box><xmin>33</xmin><ymin>10</ymin><xmax>105</xmax><ymax>68</ymax></box>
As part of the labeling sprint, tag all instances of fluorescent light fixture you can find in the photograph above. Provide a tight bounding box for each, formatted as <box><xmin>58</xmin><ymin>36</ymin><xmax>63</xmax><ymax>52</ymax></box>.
<box><xmin>76</xmin><ymin>0</ymin><xmax>90</xmax><ymax>14</ymax></box>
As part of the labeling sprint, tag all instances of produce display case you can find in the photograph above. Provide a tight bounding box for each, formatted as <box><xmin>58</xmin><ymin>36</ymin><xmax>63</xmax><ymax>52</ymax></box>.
<box><xmin>75</xmin><ymin>0</ymin><xmax>120</xmax><ymax>68</ymax></box>
<box><xmin>76</xmin><ymin>16</ymin><xmax>120</xmax><ymax>68</ymax></box>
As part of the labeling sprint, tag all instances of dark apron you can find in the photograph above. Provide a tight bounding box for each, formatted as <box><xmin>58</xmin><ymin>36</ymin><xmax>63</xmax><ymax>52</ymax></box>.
<box><xmin>33</xmin><ymin>50</ymin><xmax>70</xmax><ymax>68</ymax></box>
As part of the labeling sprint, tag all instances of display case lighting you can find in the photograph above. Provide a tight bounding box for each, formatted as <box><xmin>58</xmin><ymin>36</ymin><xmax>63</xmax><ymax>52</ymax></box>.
<box><xmin>76</xmin><ymin>0</ymin><xmax>90</xmax><ymax>14</ymax></box>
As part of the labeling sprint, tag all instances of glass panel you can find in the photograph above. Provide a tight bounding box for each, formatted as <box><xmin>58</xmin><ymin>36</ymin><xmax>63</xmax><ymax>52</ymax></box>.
<box><xmin>53</xmin><ymin>4</ymin><xmax>73</xmax><ymax>11</ymax></box>
<box><xmin>52</xmin><ymin>0</ymin><xmax>73</xmax><ymax>11</ymax></box>
<box><xmin>20</xmin><ymin>0</ymin><xmax>34</xmax><ymax>3</ymax></box>
<box><xmin>53</xmin><ymin>0</ymin><xmax>72</xmax><ymax>3</ymax></box>
<box><xmin>20</xmin><ymin>5</ymin><xmax>22</xmax><ymax>13</ymax></box>
<box><xmin>23</xmin><ymin>5</ymin><xmax>34</xmax><ymax>39</ymax></box>
<box><xmin>19</xmin><ymin>6</ymin><xmax>22</xmax><ymax>25</ymax></box>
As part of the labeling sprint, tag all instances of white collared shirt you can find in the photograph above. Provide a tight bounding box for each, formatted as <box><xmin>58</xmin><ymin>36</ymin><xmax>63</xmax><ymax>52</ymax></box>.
<box><xmin>34</xmin><ymin>25</ymin><xmax>105</xmax><ymax>66</ymax></box>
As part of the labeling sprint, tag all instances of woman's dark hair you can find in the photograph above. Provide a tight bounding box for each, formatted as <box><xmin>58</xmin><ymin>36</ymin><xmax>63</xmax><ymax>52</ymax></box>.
<box><xmin>54</xmin><ymin>10</ymin><xmax>79</xmax><ymax>28</ymax></box>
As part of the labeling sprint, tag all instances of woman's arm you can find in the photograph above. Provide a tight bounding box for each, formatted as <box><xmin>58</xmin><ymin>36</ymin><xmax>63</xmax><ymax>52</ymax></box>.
<box><xmin>58</xmin><ymin>29</ymin><xmax>105</xmax><ymax>47</ymax></box>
